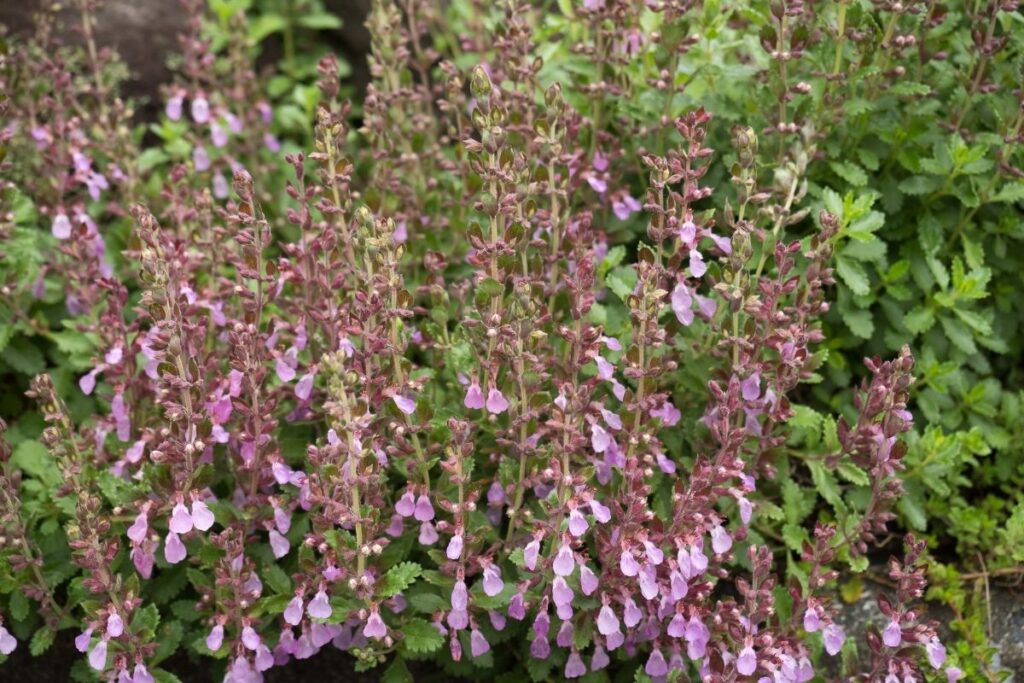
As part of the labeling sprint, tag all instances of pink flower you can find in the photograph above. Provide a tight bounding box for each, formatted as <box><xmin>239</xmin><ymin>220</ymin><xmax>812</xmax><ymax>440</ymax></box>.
<box><xmin>619</xmin><ymin>551</ymin><xmax>639</xmax><ymax>577</ymax></box>
<box><xmin>552</xmin><ymin>576</ymin><xmax>573</xmax><ymax>606</ymax></box>
<box><xmin>307</xmin><ymin>590</ymin><xmax>332</xmax><ymax>619</ymax></box>
<box><xmin>464</xmin><ymin>383</ymin><xmax>485</xmax><ymax>409</ymax></box>
<box><xmin>612</xmin><ymin>193</ymin><xmax>642</xmax><ymax>221</ymax></box>
<box><xmin>883</xmin><ymin>619</ymin><xmax>902</xmax><ymax>647</ymax></box>
<box><xmin>80</xmin><ymin>368</ymin><xmax>101</xmax><ymax>395</ymax></box>
<box><xmin>193</xmin><ymin>145</ymin><xmax>211</xmax><ymax>172</ymax></box>
<box><xmin>269</xmin><ymin>530</ymin><xmax>290</xmax><ymax>558</ymax></box>
<box><xmin>591</xmin><ymin>645</ymin><xmax>610</xmax><ymax>670</ymax></box>
<box><xmin>284</xmin><ymin>596</ymin><xmax>304</xmax><ymax>626</ymax></box>
<box><xmin>737</xmin><ymin>645</ymin><xmax>757</xmax><ymax>675</ymax></box>
<box><xmin>164</xmin><ymin>531</ymin><xmax>186</xmax><ymax>564</ymax></box>
<box><xmin>393</xmin><ymin>394</ymin><xmax>416</xmax><ymax>415</ymax></box>
<box><xmin>486</xmin><ymin>388</ymin><xmax>509</xmax><ymax>414</ymax></box>
<box><xmin>191</xmin><ymin>499</ymin><xmax>215</xmax><ymax>532</ymax></box>
<box><xmin>418</xmin><ymin>521</ymin><xmax>438</xmax><ymax>545</ymax></box>
<box><xmin>946</xmin><ymin>667</ymin><xmax>963</xmax><ymax>682</ymax></box>
<box><xmin>738</xmin><ymin>497</ymin><xmax>753</xmax><ymax>525</ymax></box>
<box><xmin>206</xmin><ymin>623</ymin><xmax>224</xmax><ymax>651</ymax></box>
<box><xmin>823</xmin><ymin>622</ymin><xmax>845</xmax><ymax>655</ymax></box>
<box><xmin>594</xmin><ymin>355</ymin><xmax>614</xmax><ymax>380</ymax></box>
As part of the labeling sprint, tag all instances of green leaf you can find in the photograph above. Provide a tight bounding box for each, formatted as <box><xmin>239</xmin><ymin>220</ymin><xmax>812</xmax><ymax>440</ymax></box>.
<box><xmin>382</xmin><ymin>658</ymin><xmax>413</xmax><ymax>683</ymax></box>
<box><xmin>296</xmin><ymin>13</ymin><xmax>343</xmax><ymax>29</ymax></box>
<box><xmin>837</xmin><ymin>462</ymin><xmax>870</xmax><ymax>486</ymax></box>
<box><xmin>939</xmin><ymin>315</ymin><xmax>977</xmax><ymax>355</ymax></box>
<box><xmin>904</xmin><ymin>306</ymin><xmax>935</xmax><ymax>335</ymax></box>
<box><xmin>249</xmin><ymin>14</ymin><xmax>287</xmax><ymax>42</ymax></box>
<box><xmin>605</xmin><ymin>265</ymin><xmax>637</xmax><ymax>300</ymax></box>
<box><xmin>990</xmin><ymin>182</ymin><xmax>1024</xmax><ymax>204</ymax></box>
<box><xmin>30</xmin><ymin>627</ymin><xmax>55</xmax><ymax>655</ymax></box>
<box><xmin>377</xmin><ymin>562</ymin><xmax>422</xmax><ymax>599</ymax></box>
<box><xmin>11</xmin><ymin>440</ymin><xmax>61</xmax><ymax>488</ymax></box>
<box><xmin>836</xmin><ymin>254</ymin><xmax>870</xmax><ymax>296</ymax></box>
<box><xmin>9</xmin><ymin>591</ymin><xmax>29</xmax><ymax>621</ymax></box>
<box><xmin>808</xmin><ymin>460</ymin><xmax>845</xmax><ymax>512</ymax></box>
<box><xmin>830</xmin><ymin>161</ymin><xmax>867</xmax><ymax>187</ymax></box>
<box><xmin>841</xmin><ymin>306</ymin><xmax>874</xmax><ymax>339</ymax></box>
<box><xmin>898</xmin><ymin>494</ymin><xmax>928</xmax><ymax>531</ymax></box>
<box><xmin>263</xmin><ymin>564</ymin><xmax>292</xmax><ymax>595</ymax></box>
<box><xmin>401</xmin><ymin>618</ymin><xmax>444</xmax><ymax>653</ymax></box>
<box><xmin>1</xmin><ymin>336</ymin><xmax>45</xmax><ymax>375</ymax></box>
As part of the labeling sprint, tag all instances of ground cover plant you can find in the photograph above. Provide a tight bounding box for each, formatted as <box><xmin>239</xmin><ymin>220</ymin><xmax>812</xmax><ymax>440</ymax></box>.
<box><xmin>1</xmin><ymin>0</ymin><xmax>1022</xmax><ymax>681</ymax></box>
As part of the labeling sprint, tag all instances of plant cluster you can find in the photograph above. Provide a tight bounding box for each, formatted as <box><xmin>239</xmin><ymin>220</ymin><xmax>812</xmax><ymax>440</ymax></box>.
<box><xmin>1</xmin><ymin>0</ymin><xmax>1021</xmax><ymax>682</ymax></box>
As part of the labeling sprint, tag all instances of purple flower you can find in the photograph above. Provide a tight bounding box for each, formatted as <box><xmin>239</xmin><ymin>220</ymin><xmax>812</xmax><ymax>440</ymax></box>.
<box><xmin>741</xmin><ymin>372</ymin><xmax>761</xmax><ymax>401</ymax></box>
<box><xmin>192</xmin><ymin>499</ymin><xmax>215</xmax><ymax>532</ymax></box>
<box><xmin>597</xmin><ymin>604</ymin><xmax>620</xmax><ymax>636</ymax></box>
<box><xmin>0</xmin><ymin>626</ymin><xmax>17</xmax><ymax>656</ymax></box>
<box><xmin>591</xmin><ymin>424</ymin><xmax>610</xmax><ymax>453</ymax></box>
<box><xmin>619</xmin><ymin>550</ymin><xmax>640</xmax><ymax>577</ymax></box>
<box><xmin>737</xmin><ymin>645</ymin><xmax>757</xmax><ymax>675</ymax></box>
<box><xmin>269</xmin><ymin>529</ymin><xmax>291</xmax><ymax>558</ymax></box>
<box><xmin>738</xmin><ymin>497</ymin><xmax>753</xmax><ymax>525</ymax></box>
<box><xmin>470</xmin><ymin>628</ymin><xmax>490</xmax><ymax>657</ymax></box>
<box><xmin>464</xmin><ymin>383</ymin><xmax>485</xmax><ymax>409</ymax></box>
<box><xmin>671</xmin><ymin>283</ymin><xmax>694</xmax><ymax>326</ymax></box>
<box><xmin>530</xmin><ymin>636</ymin><xmax>550</xmax><ymax>659</ymax></box>
<box><xmin>395</xmin><ymin>490</ymin><xmax>416</xmax><ymax>517</ymax></box>
<box><xmin>823</xmin><ymin>622</ymin><xmax>845</xmax><ymax>656</ymax></box>
<box><xmin>591</xmin><ymin>645</ymin><xmax>610</xmax><ymax>670</ymax></box>
<box><xmin>307</xmin><ymin>590</ymin><xmax>332</xmax><ymax>619</ymax></box>
<box><xmin>446</xmin><ymin>533</ymin><xmax>464</xmax><ymax>560</ymax></box>
<box><xmin>75</xmin><ymin>627</ymin><xmax>94</xmax><ymax>653</ymax></box>
<box><xmin>447</xmin><ymin>608</ymin><xmax>469</xmax><ymax>630</ymax></box>
<box><xmin>191</xmin><ymin>96</ymin><xmax>210</xmax><ymax>124</ymax></box>
<box><xmin>586</xmin><ymin>174</ymin><xmax>608</xmax><ymax>193</ymax></box>
<box><xmin>166</xmin><ymin>93</ymin><xmax>183</xmax><ymax>120</ymax></box>
<box><xmin>565</xmin><ymin>651</ymin><xmax>587</xmax><ymax>678</ymax></box>
<box><xmin>295</xmin><ymin>372</ymin><xmax>315</xmax><ymax>400</ymax></box>
<box><xmin>552</xmin><ymin>576</ymin><xmax>574</xmax><ymax>606</ymax></box>
<box><xmin>242</xmin><ymin>626</ymin><xmax>261</xmax><ymax>650</ymax></box>
<box><xmin>127</xmin><ymin>511</ymin><xmax>148</xmax><ymax>543</ymax></box>
<box><xmin>946</xmin><ymin>667</ymin><xmax>963</xmax><ymax>682</ymax></box>
<box><xmin>88</xmin><ymin>639</ymin><xmax>108</xmax><ymax>671</ymax></box>
<box><xmin>579</xmin><ymin>565</ymin><xmax>599</xmax><ymax>595</ymax></box>
<box><xmin>882</xmin><ymin>619</ymin><xmax>902</xmax><ymax>647</ymax></box>
<box><xmin>803</xmin><ymin>607</ymin><xmax>821</xmax><ymax>633</ymax></box>
<box><xmin>363</xmin><ymin>609</ymin><xmax>387</xmax><ymax>639</ymax></box>
<box><xmin>213</xmin><ymin>172</ymin><xmax>229</xmax><ymax>199</ymax></box>
<box><xmin>482</xmin><ymin>564</ymin><xmax>504</xmax><ymax>597</ymax></box>
<box><xmin>418</xmin><ymin>521</ymin><xmax>438</xmax><ymax>545</ymax></box>
<box><xmin>486</xmin><ymin>388</ymin><xmax>509</xmax><ymax>414</ymax></box>
<box><xmin>508</xmin><ymin>592</ymin><xmax>526</xmax><ymax>620</ymax></box>
<box><xmin>710</xmin><ymin>525</ymin><xmax>733</xmax><ymax>555</ymax></box>
<box><xmin>568</xmin><ymin>508</ymin><xmax>589</xmax><ymax>537</ymax></box>
<box><xmin>414</xmin><ymin>494</ymin><xmax>435</xmax><ymax>522</ymax></box>
<box><xmin>52</xmin><ymin>212</ymin><xmax>72</xmax><ymax>239</ymax></box>
<box><xmin>451</xmin><ymin>580</ymin><xmax>469</xmax><ymax>611</ymax></box>
<box><xmin>524</xmin><ymin>538</ymin><xmax>541</xmax><ymax>570</ymax></box>
<box><xmin>393</xmin><ymin>394</ymin><xmax>416</xmax><ymax>415</ymax></box>
<box><xmin>106</xmin><ymin>613</ymin><xmax>124</xmax><ymax>638</ymax></box>
<box><xmin>689</xmin><ymin>249</ymin><xmax>707</xmax><ymax>277</ymax></box>
<box><xmin>553</xmin><ymin>543</ymin><xmax>575</xmax><ymax>576</ymax></box>
<box><xmin>133</xmin><ymin>664</ymin><xmax>155</xmax><ymax>683</ymax></box>
<box><xmin>206</xmin><ymin>623</ymin><xmax>225</xmax><ymax>652</ymax></box>
<box><xmin>284</xmin><ymin>596</ymin><xmax>304</xmax><ymax>626</ymax></box>
<box><xmin>164</xmin><ymin>531</ymin><xmax>186</xmax><ymax>564</ymax></box>
<box><xmin>623</xmin><ymin>598</ymin><xmax>642</xmax><ymax>628</ymax></box>
<box><xmin>80</xmin><ymin>368</ymin><xmax>101</xmax><ymax>395</ymax></box>
<box><xmin>645</xmin><ymin>648</ymin><xmax>668</xmax><ymax>677</ymax></box>
<box><xmin>211</xmin><ymin>122</ymin><xmax>228</xmax><ymax>148</ymax></box>
<box><xmin>193</xmin><ymin>145</ymin><xmax>211</xmax><ymax>172</ymax></box>
<box><xmin>926</xmin><ymin>637</ymin><xmax>946</xmax><ymax>669</ymax></box>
